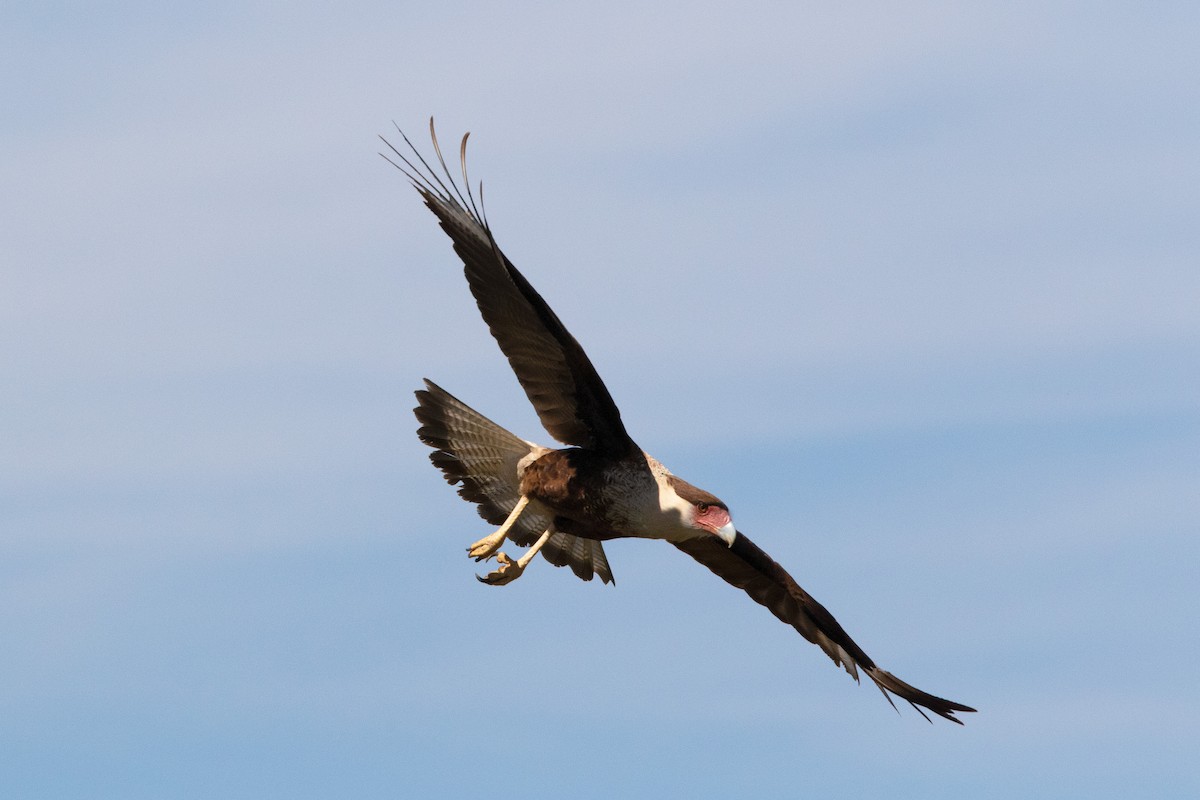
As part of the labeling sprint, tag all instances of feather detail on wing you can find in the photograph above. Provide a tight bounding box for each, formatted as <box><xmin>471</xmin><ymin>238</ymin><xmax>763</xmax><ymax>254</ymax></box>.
<box><xmin>673</xmin><ymin>532</ymin><xmax>974</xmax><ymax>723</ymax></box>
<box><xmin>414</xmin><ymin>379</ymin><xmax>614</xmax><ymax>584</ymax></box>
<box><xmin>385</xmin><ymin>122</ymin><xmax>636</xmax><ymax>456</ymax></box>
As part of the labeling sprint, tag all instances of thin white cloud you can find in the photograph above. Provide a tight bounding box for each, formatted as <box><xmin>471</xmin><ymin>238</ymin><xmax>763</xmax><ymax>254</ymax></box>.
<box><xmin>2</xmin><ymin>4</ymin><xmax>1198</xmax><ymax>796</ymax></box>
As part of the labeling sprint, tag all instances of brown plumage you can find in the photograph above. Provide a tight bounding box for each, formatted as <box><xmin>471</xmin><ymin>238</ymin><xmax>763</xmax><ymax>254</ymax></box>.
<box><xmin>389</xmin><ymin>120</ymin><xmax>975</xmax><ymax>724</ymax></box>
<box><xmin>414</xmin><ymin>379</ymin><xmax>614</xmax><ymax>583</ymax></box>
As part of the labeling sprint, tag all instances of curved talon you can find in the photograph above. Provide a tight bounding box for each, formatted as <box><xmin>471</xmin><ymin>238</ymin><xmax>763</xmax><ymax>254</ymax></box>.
<box><xmin>467</xmin><ymin>532</ymin><xmax>505</xmax><ymax>561</ymax></box>
<box><xmin>472</xmin><ymin>527</ymin><xmax>553</xmax><ymax>586</ymax></box>
<box><xmin>466</xmin><ymin>496</ymin><xmax>530</xmax><ymax>561</ymax></box>
<box><xmin>476</xmin><ymin>552</ymin><xmax>525</xmax><ymax>585</ymax></box>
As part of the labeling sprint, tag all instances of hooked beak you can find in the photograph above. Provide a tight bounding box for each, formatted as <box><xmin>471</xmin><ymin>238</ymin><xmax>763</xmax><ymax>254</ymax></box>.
<box><xmin>715</xmin><ymin>521</ymin><xmax>737</xmax><ymax>548</ymax></box>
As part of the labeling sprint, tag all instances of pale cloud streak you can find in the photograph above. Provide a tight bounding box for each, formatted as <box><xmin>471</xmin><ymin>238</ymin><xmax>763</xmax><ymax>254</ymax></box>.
<box><xmin>2</xmin><ymin>3</ymin><xmax>1198</xmax><ymax>797</ymax></box>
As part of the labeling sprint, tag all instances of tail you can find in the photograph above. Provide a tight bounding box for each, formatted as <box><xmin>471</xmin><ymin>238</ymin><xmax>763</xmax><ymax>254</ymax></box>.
<box><xmin>414</xmin><ymin>379</ymin><xmax>614</xmax><ymax>584</ymax></box>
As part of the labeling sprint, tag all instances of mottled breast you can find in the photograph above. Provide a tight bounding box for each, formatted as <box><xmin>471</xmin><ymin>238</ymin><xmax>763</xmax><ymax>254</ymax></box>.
<box><xmin>519</xmin><ymin>448</ymin><xmax>658</xmax><ymax>537</ymax></box>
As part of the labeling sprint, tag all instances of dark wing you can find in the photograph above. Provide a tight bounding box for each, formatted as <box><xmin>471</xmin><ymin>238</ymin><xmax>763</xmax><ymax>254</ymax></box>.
<box><xmin>673</xmin><ymin>532</ymin><xmax>975</xmax><ymax>724</ymax></box>
<box><xmin>384</xmin><ymin>122</ymin><xmax>636</xmax><ymax>456</ymax></box>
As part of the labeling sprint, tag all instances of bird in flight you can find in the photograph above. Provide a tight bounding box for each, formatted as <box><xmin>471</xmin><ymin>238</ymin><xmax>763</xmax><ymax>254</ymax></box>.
<box><xmin>385</xmin><ymin>120</ymin><xmax>975</xmax><ymax>724</ymax></box>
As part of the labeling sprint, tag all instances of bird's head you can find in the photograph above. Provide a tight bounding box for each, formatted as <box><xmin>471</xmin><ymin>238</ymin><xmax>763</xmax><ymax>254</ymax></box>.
<box><xmin>666</xmin><ymin>475</ymin><xmax>737</xmax><ymax>547</ymax></box>
<box><xmin>692</xmin><ymin>499</ymin><xmax>737</xmax><ymax>547</ymax></box>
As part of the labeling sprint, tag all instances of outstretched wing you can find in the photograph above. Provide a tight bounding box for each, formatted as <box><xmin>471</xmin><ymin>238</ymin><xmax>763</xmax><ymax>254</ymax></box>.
<box><xmin>673</xmin><ymin>532</ymin><xmax>975</xmax><ymax>724</ymax></box>
<box><xmin>385</xmin><ymin>122</ymin><xmax>636</xmax><ymax>457</ymax></box>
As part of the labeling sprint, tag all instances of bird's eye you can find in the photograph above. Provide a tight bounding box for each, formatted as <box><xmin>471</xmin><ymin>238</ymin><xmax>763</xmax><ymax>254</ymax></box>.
<box><xmin>697</xmin><ymin>502</ymin><xmax>709</xmax><ymax>514</ymax></box>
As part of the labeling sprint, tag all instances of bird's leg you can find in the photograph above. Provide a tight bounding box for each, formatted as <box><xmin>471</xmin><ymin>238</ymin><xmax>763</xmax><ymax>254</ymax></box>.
<box><xmin>477</xmin><ymin>527</ymin><xmax>553</xmax><ymax>586</ymax></box>
<box><xmin>466</xmin><ymin>495</ymin><xmax>530</xmax><ymax>561</ymax></box>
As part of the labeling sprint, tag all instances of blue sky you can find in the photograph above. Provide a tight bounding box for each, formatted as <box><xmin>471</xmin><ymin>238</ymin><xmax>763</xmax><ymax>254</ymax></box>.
<box><xmin>3</xmin><ymin>2</ymin><xmax>1198</xmax><ymax>797</ymax></box>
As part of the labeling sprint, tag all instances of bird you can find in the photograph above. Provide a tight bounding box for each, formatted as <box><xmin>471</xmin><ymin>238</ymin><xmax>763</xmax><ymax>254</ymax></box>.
<box><xmin>385</xmin><ymin>120</ymin><xmax>975</xmax><ymax>724</ymax></box>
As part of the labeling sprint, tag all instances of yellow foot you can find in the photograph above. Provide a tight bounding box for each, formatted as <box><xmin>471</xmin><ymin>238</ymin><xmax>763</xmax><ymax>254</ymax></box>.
<box><xmin>466</xmin><ymin>530</ymin><xmax>506</xmax><ymax>561</ymax></box>
<box><xmin>465</xmin><ymin>496</ymin><xmax>530</xmax><ymax>561</ymax></box>
<box><xmin>476</xmin><ymin>552</ymin><xmax>527</xmax><ymax>586</ymax></box>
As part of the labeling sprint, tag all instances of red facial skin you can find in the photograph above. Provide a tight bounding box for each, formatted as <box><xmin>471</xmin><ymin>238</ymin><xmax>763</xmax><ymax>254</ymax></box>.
<box><xmin>693</xmin><ymin>503</ymin><xmax>731</xmax><ymax>534</ymax></box>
